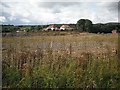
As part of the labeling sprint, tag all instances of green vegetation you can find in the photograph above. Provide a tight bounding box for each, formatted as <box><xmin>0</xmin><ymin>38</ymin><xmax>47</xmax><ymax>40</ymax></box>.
<box><xmin>1</xmin><ymin>19</ymin><xmax>120</xmax><ymax>33</ymax></box>
<box><xmin>76</xmin><ymin>19</ymin><xmax>92</xmax><ymax>32</ymax></box>
<box><xmin>1</xmin><ymin>25</ymin><xmax>47</xmax><ymax>33</ymax></box>
<box><xmin>2</xmin><ymin>32</ymin><xmax>120</xmax><ymax>88</ymax></box>
<box><xmin>92</xmin><ymin>23</ymin><xmax>120</xmax><ymax>33</ymax></box>
<box><xmin>76</xmin><ymin>19</ymin><xmax>120</xmax><ymax>33</ymax></box>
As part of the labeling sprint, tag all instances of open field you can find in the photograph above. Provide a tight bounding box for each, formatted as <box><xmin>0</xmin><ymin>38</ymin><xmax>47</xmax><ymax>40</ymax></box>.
<box><xmin>2</xmin><ymin>32</ymin><xmax>120</xmax><ymax>88</ymax></box>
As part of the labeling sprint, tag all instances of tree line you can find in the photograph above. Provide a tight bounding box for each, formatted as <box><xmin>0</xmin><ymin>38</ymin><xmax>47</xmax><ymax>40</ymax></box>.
<box><xmin>76</xmin><ymin>19</ymin><xmax>120</xmax><ymax>33</ymax></box>
<box><xmin>0</xmin><ymin>25</ymin><xmax>47</xmax><ymax>33</ymax></box>
<box><xmin>1</xmin><ymin>19</ymin><xmax>120</xmax><ymax>33</ymax></box>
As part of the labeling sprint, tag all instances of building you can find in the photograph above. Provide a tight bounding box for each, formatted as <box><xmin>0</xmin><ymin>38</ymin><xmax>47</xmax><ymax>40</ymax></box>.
<box><xmin>60</xmin><ymin>25</ymin><xmax>73</xmax><ymax>31</ymax></box>
<box><xmin>112</xmin><ymin>30</ymin><xmax>117</xmax><ymax>34</ymax></box>
<box><xmin>43</xmin><ymin>24</ymin><xmax>74</xmax><ymax>31</ymax></box>
<box><xmin>43</xmin><ymin>24</ymin><xmax>58</xmax><ymax>31</ymax></box>
<box><xmin>50</xmin><ymin>25</ymin><xmax>57</xmax><ymax>31</ymax></box>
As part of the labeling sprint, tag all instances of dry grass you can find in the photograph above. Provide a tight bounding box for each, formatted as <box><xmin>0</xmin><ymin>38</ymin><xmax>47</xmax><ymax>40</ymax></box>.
<box><xmin>2</xmin><ymin>32</ymin><xmax>120</xmax><ymax>88</ymax></box>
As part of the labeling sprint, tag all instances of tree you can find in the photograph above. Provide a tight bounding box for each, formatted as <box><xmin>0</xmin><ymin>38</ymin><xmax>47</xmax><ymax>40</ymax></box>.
<box><xmin>84</xmin><ymin>19</ymin><xmax>92</xmax><ymax>32</ymax></box>
<box><xmin>76</xmin><ymin>19</ymin><xmax>92</xmax><ymax>32</ymax></box>
<box><xmin>76</xmin><ymin>19</ymin><xmax>85</xmax><ymax>32</ymax></box>
<box><xmin>92</xmin><ymin>24</ymin><xmax>104</xmax><ymax>33</ymax></box>
<box><xmin>2</xmin><ymin>25</ymin><xmax>15</xmax><ymax>32</ymax></box>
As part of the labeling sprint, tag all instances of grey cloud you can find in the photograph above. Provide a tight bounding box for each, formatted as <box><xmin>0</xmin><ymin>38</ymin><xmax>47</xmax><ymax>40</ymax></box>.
<box><xmin>2</xmin><ymin>12</ymin><xmax>10</xmax><ymax>17</ymax></box>
<box><xmin>118</xmin><ymin>2</ymin><xmax>120</xmax><ymax>12</ymax></box>
<box><xmin>2</xmin><ymin>12</ymin><xmax>44</xmax><ymax>25</ymax></box>
<box><xmin>98</xmin><ymin>2</ymin><xmax>118</xmax><ymax>13</ymax></box>
<box><xmin>38</xmin><ymin>2</ymin><xmax>81</xmax><ymax>8</ymax></box>
<box><xmin>118</xmin><ymin>2</ymin><xmax>120</xmax><ymax>22</ymax></box>
<box><xmin>1</xmin><ymin>2</ymin><xmax>118</xmax><ymax>25</ymax></box>
<box><xmin>2</xmin><ymin>12</ymin><xmax>27</xmax><ymax>25</ymax></box>
<box><xmin>107</xmin><ymin>2</ymin><xmax>118</xmax><ymax>12</ymax></box>
<box><xmin>1</xmin><ymin>2</ymin><xmax>10</xmax><ymax>8</ymax></box>
<box><xmin>52</xmin><ymin>9</ymin><xmax>61</xmax><ymax>13</ymax></box>
<box><xmin>38</xmin><ymin>2</ymin><xmax>82</xmax><ymax>14</ymax></box>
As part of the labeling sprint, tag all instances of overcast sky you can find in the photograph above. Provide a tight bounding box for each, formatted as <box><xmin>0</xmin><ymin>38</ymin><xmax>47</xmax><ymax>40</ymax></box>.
<box><xmin>0</xmin><ymin>0</ymin><xmax>119</xmax><ymax>25</ymax></box>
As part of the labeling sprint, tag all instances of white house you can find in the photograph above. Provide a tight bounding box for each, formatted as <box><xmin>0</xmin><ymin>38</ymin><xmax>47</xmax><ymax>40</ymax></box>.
<box><xmin>60</xmin><ymin>25</ymin><xmax>73</xmax><ymax>31</ymax></box>
<box><xmin>43</xmin><ymin>24</ymin><xmax>58</xmax><ymax>31</ymax></box>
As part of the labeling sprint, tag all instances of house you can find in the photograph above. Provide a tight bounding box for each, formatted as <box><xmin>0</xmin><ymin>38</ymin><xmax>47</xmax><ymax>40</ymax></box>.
<box><xmin>43</xmin><ymin>24</ymin><xmax>58</xmax><ymax>31</ymax></box>
<box><xmin>60</xmin><ymin>25</ymin><xmax>73</xmax><ymax>31</ymax></box>
<box><xmin>43</xmin><ymin>24</ymin><xmax>74</xmax><ymax>31</ymax></box>
<box><xmin>50</xmin><ymin>24</ymin><xmax>57</xmax><ymax>31</ymax></box>
<box><xmin>112</xmin><ymin>30</ymin><xmax>117</xmax><ymax>34</ymax></box>
<box><xmin>16</xmin><ymin>29</ymin><xmax>26</xmax><ymax>32</ymax></box>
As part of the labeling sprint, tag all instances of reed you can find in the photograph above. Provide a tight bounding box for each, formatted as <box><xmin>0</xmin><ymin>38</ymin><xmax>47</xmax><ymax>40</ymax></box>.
<box><xmin>2</xmin><ymin>32</ymin><xmax>119</xmax><ymax>88</ymax></box>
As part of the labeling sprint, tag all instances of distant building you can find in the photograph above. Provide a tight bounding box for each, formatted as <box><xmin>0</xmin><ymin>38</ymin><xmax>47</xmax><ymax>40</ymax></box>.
<box><xmin>60</xmin><ymin>25</ymin><xmax>73</xmax><ymax>31</ymax></box>
<box><xmin>43</xmin><ymin>24</ymin><xmax>74</xmax><ymax>31</ymax></box>
<box><xmin>16</xmin><ymin>30</ymin><xmax>26</xmax><ymax>32</ymax></box>
<box><xmin>112</xmin><ymin>30</ymin><xmax>117</xmax><ymax>34</ymax></box>
<box><xmin>50</xmin><ymin>25</ymin><xmax>57</xmax><ymax>31</ymax></box>
<box><xmin>43</xmin><ymin>24</ymin><xmax>58</xmax><ymax>31</ymax></box>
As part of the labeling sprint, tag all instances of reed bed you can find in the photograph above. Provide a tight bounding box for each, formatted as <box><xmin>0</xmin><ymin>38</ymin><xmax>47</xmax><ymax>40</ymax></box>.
<box><xmin>2</xmin><ymin>32</ymin><xmax>120</xmax><ymax>88</ymax></box>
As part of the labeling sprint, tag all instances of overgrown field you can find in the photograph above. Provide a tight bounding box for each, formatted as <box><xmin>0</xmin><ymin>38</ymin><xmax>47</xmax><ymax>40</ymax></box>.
<box><xmin>2</xmin><ymin>32</ymin><xmax>120</xmax><ymax>88</ymax></box>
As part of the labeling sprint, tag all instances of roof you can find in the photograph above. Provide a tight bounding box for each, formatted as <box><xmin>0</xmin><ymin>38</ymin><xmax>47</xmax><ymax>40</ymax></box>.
<box><xmin>60</xmin><ymin>25</ymin><xmax>73</xmax><ymax>30</ymax></box>
<box><xmin>47</xmin><ymin>24</ymin><xmax>57</xmax><ymax>29</ymax></box>
<box><xmin>43</xmin><ymin>24</ymin><xmax>58</xmax><ymax>31</ymax></box>
<box><xmin>60</xmin><ymin>25</ymin><xmax>70</xmax><ymax>28</ymax></box>
<box><xmin>51</xmin><ymin>25</ymin><xmax>56</xmax><ymax>28</ymax></box>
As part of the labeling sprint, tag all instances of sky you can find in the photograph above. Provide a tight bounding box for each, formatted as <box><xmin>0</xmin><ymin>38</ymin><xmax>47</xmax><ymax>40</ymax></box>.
<box><xmin>0</xmin><ymin>0</ymin><xmax>119</xmax><ymax>25</ymax></box>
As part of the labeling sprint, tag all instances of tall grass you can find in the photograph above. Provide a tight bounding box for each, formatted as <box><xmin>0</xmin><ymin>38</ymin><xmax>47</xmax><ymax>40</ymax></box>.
<box><xmin>2</xmin><ymin>32</ymin><xmax>120</xmax><ymax>88</ymax></box>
